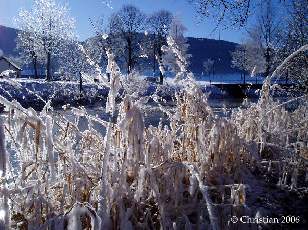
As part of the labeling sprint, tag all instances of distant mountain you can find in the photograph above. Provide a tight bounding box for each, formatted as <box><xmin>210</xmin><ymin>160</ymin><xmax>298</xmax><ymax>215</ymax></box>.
<box><xmin>187</xmin><ymin>37</ymin><xmax>239</xmax><ymax>75</ymax></box>
<box><xmin>0</xmin><ymin>25</ymin><xmax>19</xmax><ymax>57</ymax></box>
<box><xmin>0</xmin><ymin>25</ymin><xmax>240</xmax><ymax>75</ymax></box>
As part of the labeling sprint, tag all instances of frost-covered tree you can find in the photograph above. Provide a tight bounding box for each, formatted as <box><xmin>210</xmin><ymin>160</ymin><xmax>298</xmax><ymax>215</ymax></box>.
<box><xmin>253</xmin><ymin>0</ymin><xmax>281</xmax><ymax>77</ymax></box>
<box><xmin>147</xmin><ymin>10</ymin><xmax>173</xmax><ymax>83</ymax></box>
<box><xmin>82</xmin><ymin>36</ymin><xmax>105</xmax><ymax>69</ymax></box>
<box><xmin>203</xmin><ymin>58</ymin><xmax>214</xmax><ymax>76</ymax></box>
<box><xmin>16</xmin><ymin>33</ymin><xmax>41</xmax><ymax>78</ymax></box>
<box><xmin>161</xmin><ymin>17</ymin><xmax>190</xmax><ymax>75</ymax></box>
<box><xmin>278</xmin><ymin>0</ymin><xmax>308</xmax><ymax>91</ymax></box>
<box><xmin>231</xmin><ymin>42</ymin><xmax>266</xmax><ymax>83</ymax></box>
<box><xmin>59</xmin><ymin>40</ymin><xmax>91</xmax><ymax>80</ymax></box>
<box><xmin>285</xmin><ymin>0</ymin><xmax>308</xmax><ymax>48</ymax></box>
<box><xmin>231</xmin><ymin>46</ymin><xmax>249</xmax><ymax>83</ymax></box>
<box><xmin>16</xmin><ymin>0</ymin><xmax>75</xmax><ymax>81</ymax></box>
<box><xmin>231</xmin><ymin>1</ymin><xmax>281</xmax><ymax>79</ymax></box>
<box><xmin>190</xmin><ymin>0</ymin><xmax>306</xmax><ymax>87</ymax></box>
<box><xmin>88</xmin><ymin>17</ymin><xmax>113</xmax><ymax>69</ymax></box>
<box><xmin>15</xmin><ymin>9</ymin><xmax>42</xmax><ymax>78</ymax></box>
<box><xmin>108</xmin><ymin>4</ymin><xmax>145</xmax><ymax>74</ymax></box>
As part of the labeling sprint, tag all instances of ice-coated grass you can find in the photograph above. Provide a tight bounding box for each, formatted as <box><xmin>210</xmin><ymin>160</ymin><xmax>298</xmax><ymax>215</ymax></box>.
<box><xmin>0</xmin><ymin>40</ymin><xmax>307</xmax><ymax>229</ymax></box>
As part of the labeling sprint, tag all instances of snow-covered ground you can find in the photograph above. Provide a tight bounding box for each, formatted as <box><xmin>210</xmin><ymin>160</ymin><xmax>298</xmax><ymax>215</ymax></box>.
<box><xmin>0</xmin><ymin>75</ymin><xmax>266</xmax><ymax>110</ymax></box>
<box><xmin>0</xmin><ymin>78</ymin><xmax>108</xmax><ymax>109</ymax></box>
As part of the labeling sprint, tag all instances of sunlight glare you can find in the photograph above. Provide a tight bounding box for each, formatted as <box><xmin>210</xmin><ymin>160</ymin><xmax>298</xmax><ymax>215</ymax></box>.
<box><xmin>0</xmin><ymin>209</ymin><xmax>5</xmax><ymax>221</ymax></box>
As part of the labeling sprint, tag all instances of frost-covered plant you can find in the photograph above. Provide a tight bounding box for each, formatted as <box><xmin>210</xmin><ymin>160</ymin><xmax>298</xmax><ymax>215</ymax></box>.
<box><xmin>0</xmin><ymin>70</ymin><xmax>16</xmax><ymax>78</ymax></box>
<box><xmin>121</xmin><ymin>71</ymin><xmax>149</xmax><ymax>99</ymax></box>
<box><xmin>233</xmin><ymin>45</ymin><xmax>308</xmax><ymax>149</ymax></box>
<box><xmin>0</xmin><ymin>37</ymin><xmax>307</xmax><ymax>230</ymax></box>
<box><xmin>161</xmin><ymin>17</ymin><xmax>191</xmax><ymax>76</ymax></box>
<box><xmin>232</xmin><ymin>45</ymin><xmax>308</xmax><ymax>192</ymax></box>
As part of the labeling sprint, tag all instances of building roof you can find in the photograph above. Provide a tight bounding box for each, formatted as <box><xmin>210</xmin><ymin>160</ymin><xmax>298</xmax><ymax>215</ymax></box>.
<box><xmin>0</xmin><ymin>56</ymin><xmax>22</xmax><ymax>71</ymax></box>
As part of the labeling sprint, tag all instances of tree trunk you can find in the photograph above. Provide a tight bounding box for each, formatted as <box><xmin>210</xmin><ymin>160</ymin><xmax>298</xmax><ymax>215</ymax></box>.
<box><xmin>159</xmin><ymin>71</ymin><xmax>163</xmax><ymax>84</ymax></box>
<box><xmin>46</xmin><ymin>52</ymin><xmax>51</xmax><ymax>81</ymax></box>
<box><xmin>127</xmin><ymin>38</ymin><xmax>132</xmax><ymax>74</ymax></box>
<box><xmin>33</xmin><ymin>56</ymin><xmax>38</xmax><ymax>79</ymax></box>
<box><xmin>243</xmin><ymin>72</ymin><xmax>246</xmax><ymax>85</ymax></box>
<box><xmin>158</xmin><ymin>43</ymin><xmax>164</xmax><ymax>84</ymax></box>
<box><xmin>153</xmin><ymin>39</ymin><xmax>156</xmax><ymax>75</ymax></box>
<box><xmin>79</xmin><ymin>71</ymin><xmax>83</xmax><ymax>96</ymax></box>
<box><xmin>153</xmin><ymin>51</ymin><xmax>156</xmax><ymax>75</ymax></box>
<box><xmin>265</xmin><ymin>47</ymin><xmax>271</xmax><ymax>77</ymax></box>
<box><xmin>31</xmin><ymin>51</ymin><xmax>38</xmax><ymax>78</ymax></box>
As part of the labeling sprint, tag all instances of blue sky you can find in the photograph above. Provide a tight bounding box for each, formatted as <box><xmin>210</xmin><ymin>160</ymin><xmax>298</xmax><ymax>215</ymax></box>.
<box><xmin>0</xmin><ymin>0</ymin><xmax>246</xmax><ymax>43</ymax></box>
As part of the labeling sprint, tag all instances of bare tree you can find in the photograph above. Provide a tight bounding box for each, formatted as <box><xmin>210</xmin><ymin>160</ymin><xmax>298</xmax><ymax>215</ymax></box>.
<box><xmin>230</xmin><ymin>0</ymin><xmax>306</xmax><ymax>91</ymax></box>
<box><xmin>285</xmin><ymin>0</ymin><xmax>308</xmax><ymax>48</ymax></box>
<box><xmin>188</xmin><ymin>0</ymin><xmax>253</xmax><ymax>28</ymax></box>
<box><xmin>147</xmin><ymin>10</ymin><xmax>173</xmax><ymax>84</ymax></box>
<box><xmin>278</xmin><ymin>0</ymin><xmax>308</xmax><ymax>90</ymax></box>
<box><xmin>255</xmin><ymin>0</ymin><xmax>281</xmax><ymax>77</ymax></box>
<box><xmin>231</xmin><ymin>1</ymin><xmax>281</xmax><ymax>79</ymax></box>
<box><xmin>108</xmin><ymin>4</ymin><xmax>145</xmax><ymax>74</ymax></box>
